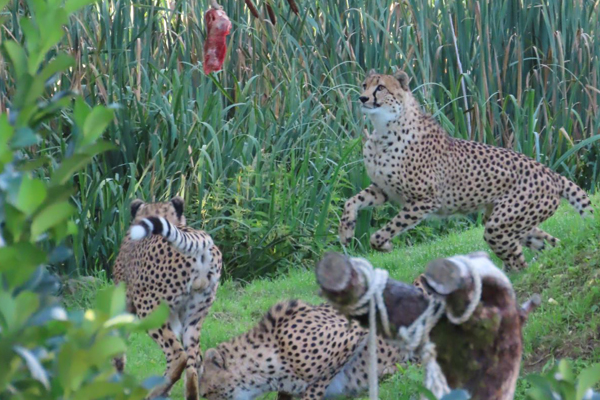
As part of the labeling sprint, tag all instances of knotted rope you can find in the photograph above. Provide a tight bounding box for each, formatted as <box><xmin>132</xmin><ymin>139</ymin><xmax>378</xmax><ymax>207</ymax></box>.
<box><xmin>346</xmin><ymin>255</ymin><xmax>483</xmax><ymax>400</ymax></box>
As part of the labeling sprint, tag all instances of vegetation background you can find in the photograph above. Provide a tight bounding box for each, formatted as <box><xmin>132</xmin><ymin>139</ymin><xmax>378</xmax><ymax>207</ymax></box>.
<box><xmin>2</xmin><ymin>0</ymin><xmax>599</xmax><ymax>281</ymax></box>
<box><xmin>1</xmin><ymin>0</ymin><xmax>599</xmax><ymax>398</ymax></box>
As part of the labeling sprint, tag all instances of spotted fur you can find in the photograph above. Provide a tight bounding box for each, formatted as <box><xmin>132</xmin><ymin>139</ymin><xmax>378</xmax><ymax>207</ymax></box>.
<box><xmin>340</xmin><ymin>69</ymin><xmax>593</xmax><ymax>270</ymax></box>
<box><xmin>112</xmin><ymin>196</ymin><xmax>222</xmax><ymax>400</ymax></box>
<box><xmin>199</xmin><ymin>300</ymin><xmax>403</xmax><ymax>400</ymax></box>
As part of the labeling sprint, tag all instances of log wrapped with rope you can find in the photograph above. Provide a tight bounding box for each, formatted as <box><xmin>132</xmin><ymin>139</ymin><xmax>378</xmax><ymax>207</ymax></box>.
<box><xmin>315</xmin><ymin>251</ymin><xmax>541</xmax><ymax>400</ymax></box>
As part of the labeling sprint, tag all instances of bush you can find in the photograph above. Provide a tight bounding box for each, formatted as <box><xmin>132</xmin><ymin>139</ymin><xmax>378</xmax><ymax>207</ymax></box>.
<box><xmin>0</xmin><ymin>0</ymin><xmax>167</xmax><ymax>396</ymax></box>
<box><xmin>526</xmin><ymin>360</ymin><xmax>600</xmax><ymax>400</ymax></box>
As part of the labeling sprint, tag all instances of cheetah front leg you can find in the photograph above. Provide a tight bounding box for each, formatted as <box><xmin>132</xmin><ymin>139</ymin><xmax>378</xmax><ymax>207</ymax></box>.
<box><xmin>339</xmin><ymin>184</ymin><xmax>388</xmax><ymax>245</ymax></box>
<box><xmin>146</xmin><ymin>324</ymin><xmax>187</xmax><ymax>399</ymax></box>
<box><xmin>370</xmin><ymin>199</ymin><xmax>436</xmax><ymax>252</ymax></box>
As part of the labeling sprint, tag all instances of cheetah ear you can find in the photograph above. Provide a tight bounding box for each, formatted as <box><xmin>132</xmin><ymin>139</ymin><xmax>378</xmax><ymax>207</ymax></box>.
<box><xmin>130</xmin><ymin>199</ymin><xmax>144</xmax><ymax>218</ymax></box>
<box><xmin>205</xmin><ymin>348</ymin><xmax>227</xmax><ymax>370</ymax></box>
<box><xmin>170</xmin><ymin>196</ymin><xmax>184</xmax><ymax>219</ymax></box>
<box><xmin>366</xmin><ymin>68</ymin><xmax>377</xmax><ymax>77</ymax></box>
<box><xmin>393</xmin><ymin>69</ymin><xmax>410</xmax><ymax>91</ymax></box>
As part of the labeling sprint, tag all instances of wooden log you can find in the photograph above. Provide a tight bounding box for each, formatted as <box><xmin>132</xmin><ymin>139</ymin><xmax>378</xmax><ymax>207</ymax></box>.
<box><xmin>315</xmin><ymin>251</ymin><xmax>541</xmax><ymax>400</ymax></box>
<box><xmin>316</xmin><ymin>252</ymin><xmax>429</xmax><ymax>332</ymax></box>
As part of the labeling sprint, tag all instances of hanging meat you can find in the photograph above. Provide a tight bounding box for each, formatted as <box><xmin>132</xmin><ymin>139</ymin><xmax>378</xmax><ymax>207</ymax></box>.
<box><xmin>203</xmin><ymin>2</ymin><xmax>232</xmax><ymax>75</ymax></box>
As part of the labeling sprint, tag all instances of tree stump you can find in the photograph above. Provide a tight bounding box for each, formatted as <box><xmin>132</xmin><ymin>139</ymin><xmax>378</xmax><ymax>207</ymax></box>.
<box><xmin>315</xmin><ymin>251</ymin><xmax>540</xmax><ymax>400</ymax></box>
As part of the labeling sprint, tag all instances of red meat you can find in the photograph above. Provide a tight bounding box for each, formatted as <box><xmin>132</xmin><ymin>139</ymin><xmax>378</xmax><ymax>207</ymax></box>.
<box><xmin>203</xmin><ymin>7</ymin><xmax>232</xmax><ymax>74</ymax></box>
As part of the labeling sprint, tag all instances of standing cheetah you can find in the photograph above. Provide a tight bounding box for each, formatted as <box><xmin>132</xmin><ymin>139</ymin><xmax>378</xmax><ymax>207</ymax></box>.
<box><xmin>199</xmin><ymin>300</ymin><xmax>403</xmax><ymax>400</ymax></box>
<box><xmin>339</xmin><ymin>68</ymin><xmax>593</xmax><ymax>270</ymax></box>
<box><xmin>112</xmin><ymin>197</ymin><xmax>222</xmax><ymax>400</ymax></box>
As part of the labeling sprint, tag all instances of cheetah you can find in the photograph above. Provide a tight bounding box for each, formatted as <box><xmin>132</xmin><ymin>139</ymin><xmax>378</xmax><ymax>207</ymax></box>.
<box><xmin>339</xmin><ymin>68</ymin><xmax>593</xmax><ymax>270</ymax></box>
<box><xmin>199</xmin><ymin>300</ymin><xmax>403</xmax><ymax>400</ymax></box>
<box><xmin>112</xmin><ymin>196</ymin><xmax>222</xmax><ymax>400</ymax></box>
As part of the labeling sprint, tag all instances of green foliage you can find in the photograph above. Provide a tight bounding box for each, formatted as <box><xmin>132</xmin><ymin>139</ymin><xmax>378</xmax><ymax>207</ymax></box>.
<box><xmin>0</xmin><ymin>0</ymin><xmax>167</xmax><ymax>396</ymax></box>
<box><xmin>526</xmin><ymin>360</ymin><xmax>600</xmax><ymax>400</ymax></box>
<box><xmin>2</xmin><ymin>0</ymin><xmax>599</xmax><ymax>281</ymax></box>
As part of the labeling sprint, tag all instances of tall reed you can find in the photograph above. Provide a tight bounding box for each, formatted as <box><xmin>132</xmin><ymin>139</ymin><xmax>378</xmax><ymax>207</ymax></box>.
<box><xmin>1</xmin><ymin>0</ymin><xmax>598</xmax><ymax>279</ymax></box>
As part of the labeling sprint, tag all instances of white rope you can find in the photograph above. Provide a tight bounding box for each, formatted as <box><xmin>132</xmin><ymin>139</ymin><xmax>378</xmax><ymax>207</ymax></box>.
<box><xmin>344</xmin><ymin>255</ymin><xmax>483</xmax><ymax>400</ymax></box>
<box><xmin>346</xmin><ymin>257</ymin><xmax>390</xmax><ymax>400</ymax></box>
<box><xmin>444</xmin><ymin>256</ymin><xmax>482</xmax><ymax>325</ymax></box>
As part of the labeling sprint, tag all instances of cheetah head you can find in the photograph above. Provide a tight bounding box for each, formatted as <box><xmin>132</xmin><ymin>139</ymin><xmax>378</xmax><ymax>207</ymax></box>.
<box><xmin>129</xmin><ymin>196</ymin><xmax>186</xmax><ymax>226</ymax></box>
<box><xmin>199</xmin><ymin>348</ymin><xmax>240</xmax><ymax>400</ymax></box>
<box><xmin>359</xmin><ymin>68</ymin><xmax>413</xmax><ymax>121</ymax></box>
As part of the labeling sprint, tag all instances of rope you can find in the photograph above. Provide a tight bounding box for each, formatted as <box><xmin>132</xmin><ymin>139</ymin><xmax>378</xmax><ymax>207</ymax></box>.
<box><xmin>345</xmin><ymin>256</ymin><xmax>483</xmax><ymax>400</ymax></box>
<box><xmin>209</xmin><ymin>0</ymin><xmax>222</xmax><ymax>9</ymax></box>
<box><xmin>346</xmin><ymin>257</ymin><xmax>390</xmax><ymax>400</ymax></box>
<box><xmin>445</xmin><ymin>256</ymin><xmax>482</xmax><ymax>325</ymax></box>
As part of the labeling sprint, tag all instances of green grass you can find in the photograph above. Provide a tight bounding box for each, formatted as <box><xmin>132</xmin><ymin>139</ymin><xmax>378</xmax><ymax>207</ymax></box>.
<box><xmin>64</xmin><ymin>194</ymin><xmax>598</xmax><ymax>399</ymax></box>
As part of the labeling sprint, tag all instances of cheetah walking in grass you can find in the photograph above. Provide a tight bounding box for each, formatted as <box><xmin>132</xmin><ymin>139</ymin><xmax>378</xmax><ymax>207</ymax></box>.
<box><xmin>339</xmin><ymin>69</ymin><xmax>593</xmax><ymax>270</ymax></box>
<box><xmin>112</xmin><ymin>197</ymin><xmax>222</xmax><ymax>400</ymax></box>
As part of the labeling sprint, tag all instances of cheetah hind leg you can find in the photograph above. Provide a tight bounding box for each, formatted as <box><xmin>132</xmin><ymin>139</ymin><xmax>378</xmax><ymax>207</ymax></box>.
<box><xmin>182</xmin><ymin>291</ymin><xmax>217</xmax><ymax>400</ymax></box>
<box><xmin>146</xmin><ymin>325</ymin><xmax>187</xmax><ymax>399</ymax></box>
<box><xmin>300</xmin><ymin>377</ymin><xmax>334</xmax><ymax>400</ymax></box>
<box><xmin>521</xmin><ymin>227</ymin><xmax>559</xmax><ymax>252</ymax></box>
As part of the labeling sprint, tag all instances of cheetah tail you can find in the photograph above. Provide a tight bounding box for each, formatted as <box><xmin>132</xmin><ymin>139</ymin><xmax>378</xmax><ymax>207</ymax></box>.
<box><xmin>560</xmin><ymin>175</ymin><xmax>594</xmax><ymax>217</ymax></box>
<box><xmin>129</xmin><ymin>216</ymin><xmax>214</xmax><ymax>260</ymax></box>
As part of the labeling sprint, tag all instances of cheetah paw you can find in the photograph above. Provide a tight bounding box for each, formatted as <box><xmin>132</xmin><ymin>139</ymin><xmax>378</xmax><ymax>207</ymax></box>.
<box><xmin>370</xmin><ymin>233</ymin><xmax>393</xmax><ymax>252</ymax></box>
<box><xmin>338</xmin><ymin>224</ymin><xmax>356</xmax><ymax>246</ymax></box>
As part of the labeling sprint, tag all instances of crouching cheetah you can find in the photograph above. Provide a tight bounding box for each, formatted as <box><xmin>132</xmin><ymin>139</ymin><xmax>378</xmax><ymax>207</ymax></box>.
<box><xmin>199</xmin><ymin>300</ymin><xmax>403</xmax><ymax>399</ymax></box>
<box><xmin>340</xmin><ymin>68</ymin><xmax>593</xmax><ymax>270</ymax></box>
<box><xmin>112</xmin><ymin>196</ymin><xmax>222</xmax><ymax>400</ymax></box>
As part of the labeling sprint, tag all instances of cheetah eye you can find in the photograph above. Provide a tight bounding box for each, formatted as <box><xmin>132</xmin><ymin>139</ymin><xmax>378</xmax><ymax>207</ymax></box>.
<box><xmin>377</xmin><ymin>85</ymin><xmax>386</xmax><ymax>91</ymax></box>
<box><xmin>362</xmin><ymin>83</ymin><xmax>366</xmax><ymax>89</ymax></box>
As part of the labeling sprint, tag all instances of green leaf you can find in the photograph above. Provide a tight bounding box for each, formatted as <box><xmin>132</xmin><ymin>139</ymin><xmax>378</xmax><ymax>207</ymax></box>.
<box><xmin>558</xmin><ymin>358</ymin><xmax>575</xmax><ymax>383</ymax></box>
<box><xmin>64</xmin><ymin>0</ymin><xmax>99</xmax><ymax>14</ymax></box>
<box><xmin>416</xmin><ymin>385</ymin><xmax>439</xmax><ymax>400</ymax></box>
<box><xmin>95</xmin><ymin>285</ymin><xmax>126</xmax><ymax>317</ymax></box>
<box><xmin>11</xmin><ymin>127</ymin><xmax>40</xmax><ymax>148</ymax></box>
<box><xmin>16</xmin><ymin>175</ymin><xmax>47</xmax><ymax>215</ymax></box>
<box><xmin>576</xmin><ymin>364</ymin><xmax>600</xmax><ymax>400</ymax></box>
<box><xmin>30</xmin><ymin>10</ymin><xmax>68</xmax><ymax>74</ymax></box>
<box><xmin>31</xmin><ymin>202</ymin><xmax>75</xmax><ymax>239</ymax></box>
<box><xmin>50</xmin><ymin>141</ymin><xmax>115</xmax><ymax>186</ymax></box>
<box><xmin>89</xmin><ymin>336</ymin><xmax>127</xmax><ymax>363</ymax></box>
<box><xmin>0</xmin><ymin>243</ymin><xmax>46</xmax><ymax>287</ymax></box>
<box><xmin>73</xmin><ymin>382</ymin><xmax>128</xmax><ymax>400</ymax></box>
<box><xmin>0</xmin><ymin>114</ymin><xmax>13</xmax><ymax>165</ymax></box>
<box><xmin>81</xmin><ymin>107</ymin><xmax>114</xmax><ymax>148</ymax></box>
<box><xmin>13</xmin><ymin>346</ymin><xmax>50</xmax><ymax>389</ymax></box>
<box><xmin>50</xmin><ymin>154</ymin><xmax>93</xmax><ymax>186</ymax></box>
<box><xmin>80</xmin><ymin>140</ymin><xmax>117</xmax><ymax>156</ymax></box>
<box><xmin>58</xmin><ymin>343</ymin><xmax>89</xmax><ymax>394</ymax></box>
<box><xmin>17</xmin><ymin>156</ymin><xmax>52</xmax><ymax>172</ymax></box>
<box><xmin>135</xmin><ymin>302</ymin><xmax>169</xmax><ymax>331</ymax></box>
<box><xmin>2</xmin><ymin>41</ymin><xmax>27</xmax><ymax>82</ymax></box>
<box><xmin>73</xmin><ymin>96</ymin><xmax>91</xmax><ymax>131</ymax></box>
<box><xmin>39</xmin><ymin>53</ymin><xmax>75</xmax><ymax>83</ymax></box>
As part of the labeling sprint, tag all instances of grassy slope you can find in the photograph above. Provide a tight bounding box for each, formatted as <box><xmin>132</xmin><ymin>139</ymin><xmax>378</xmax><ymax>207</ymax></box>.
<box><xmin>121</xmin><ymin>195</ymin><xmax>600</xmax><ymax>399</ymax></box>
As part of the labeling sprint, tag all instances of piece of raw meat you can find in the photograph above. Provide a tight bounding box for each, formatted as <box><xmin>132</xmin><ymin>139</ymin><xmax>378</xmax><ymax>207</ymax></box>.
<box><xmin>203</xmin><ymin>5</ymin><xmax>232</xmax><ymax>74</ymax></box>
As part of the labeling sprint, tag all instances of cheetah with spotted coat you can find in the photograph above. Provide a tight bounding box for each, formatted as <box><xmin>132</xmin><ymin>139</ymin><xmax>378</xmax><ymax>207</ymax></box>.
<box><xmin>199</xmin><ymin>300</ymin><xmax>403</xmax><ymax>400</ymax></box>
<box><xmin>340</xmin><ymin>68</ymin><xmax>593</xmax><ymax>270</ymax></box>
<box><xmin>112</xmin><ymin>196</ymin><xmax>222</xmax><ymax>400</ymax></box>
